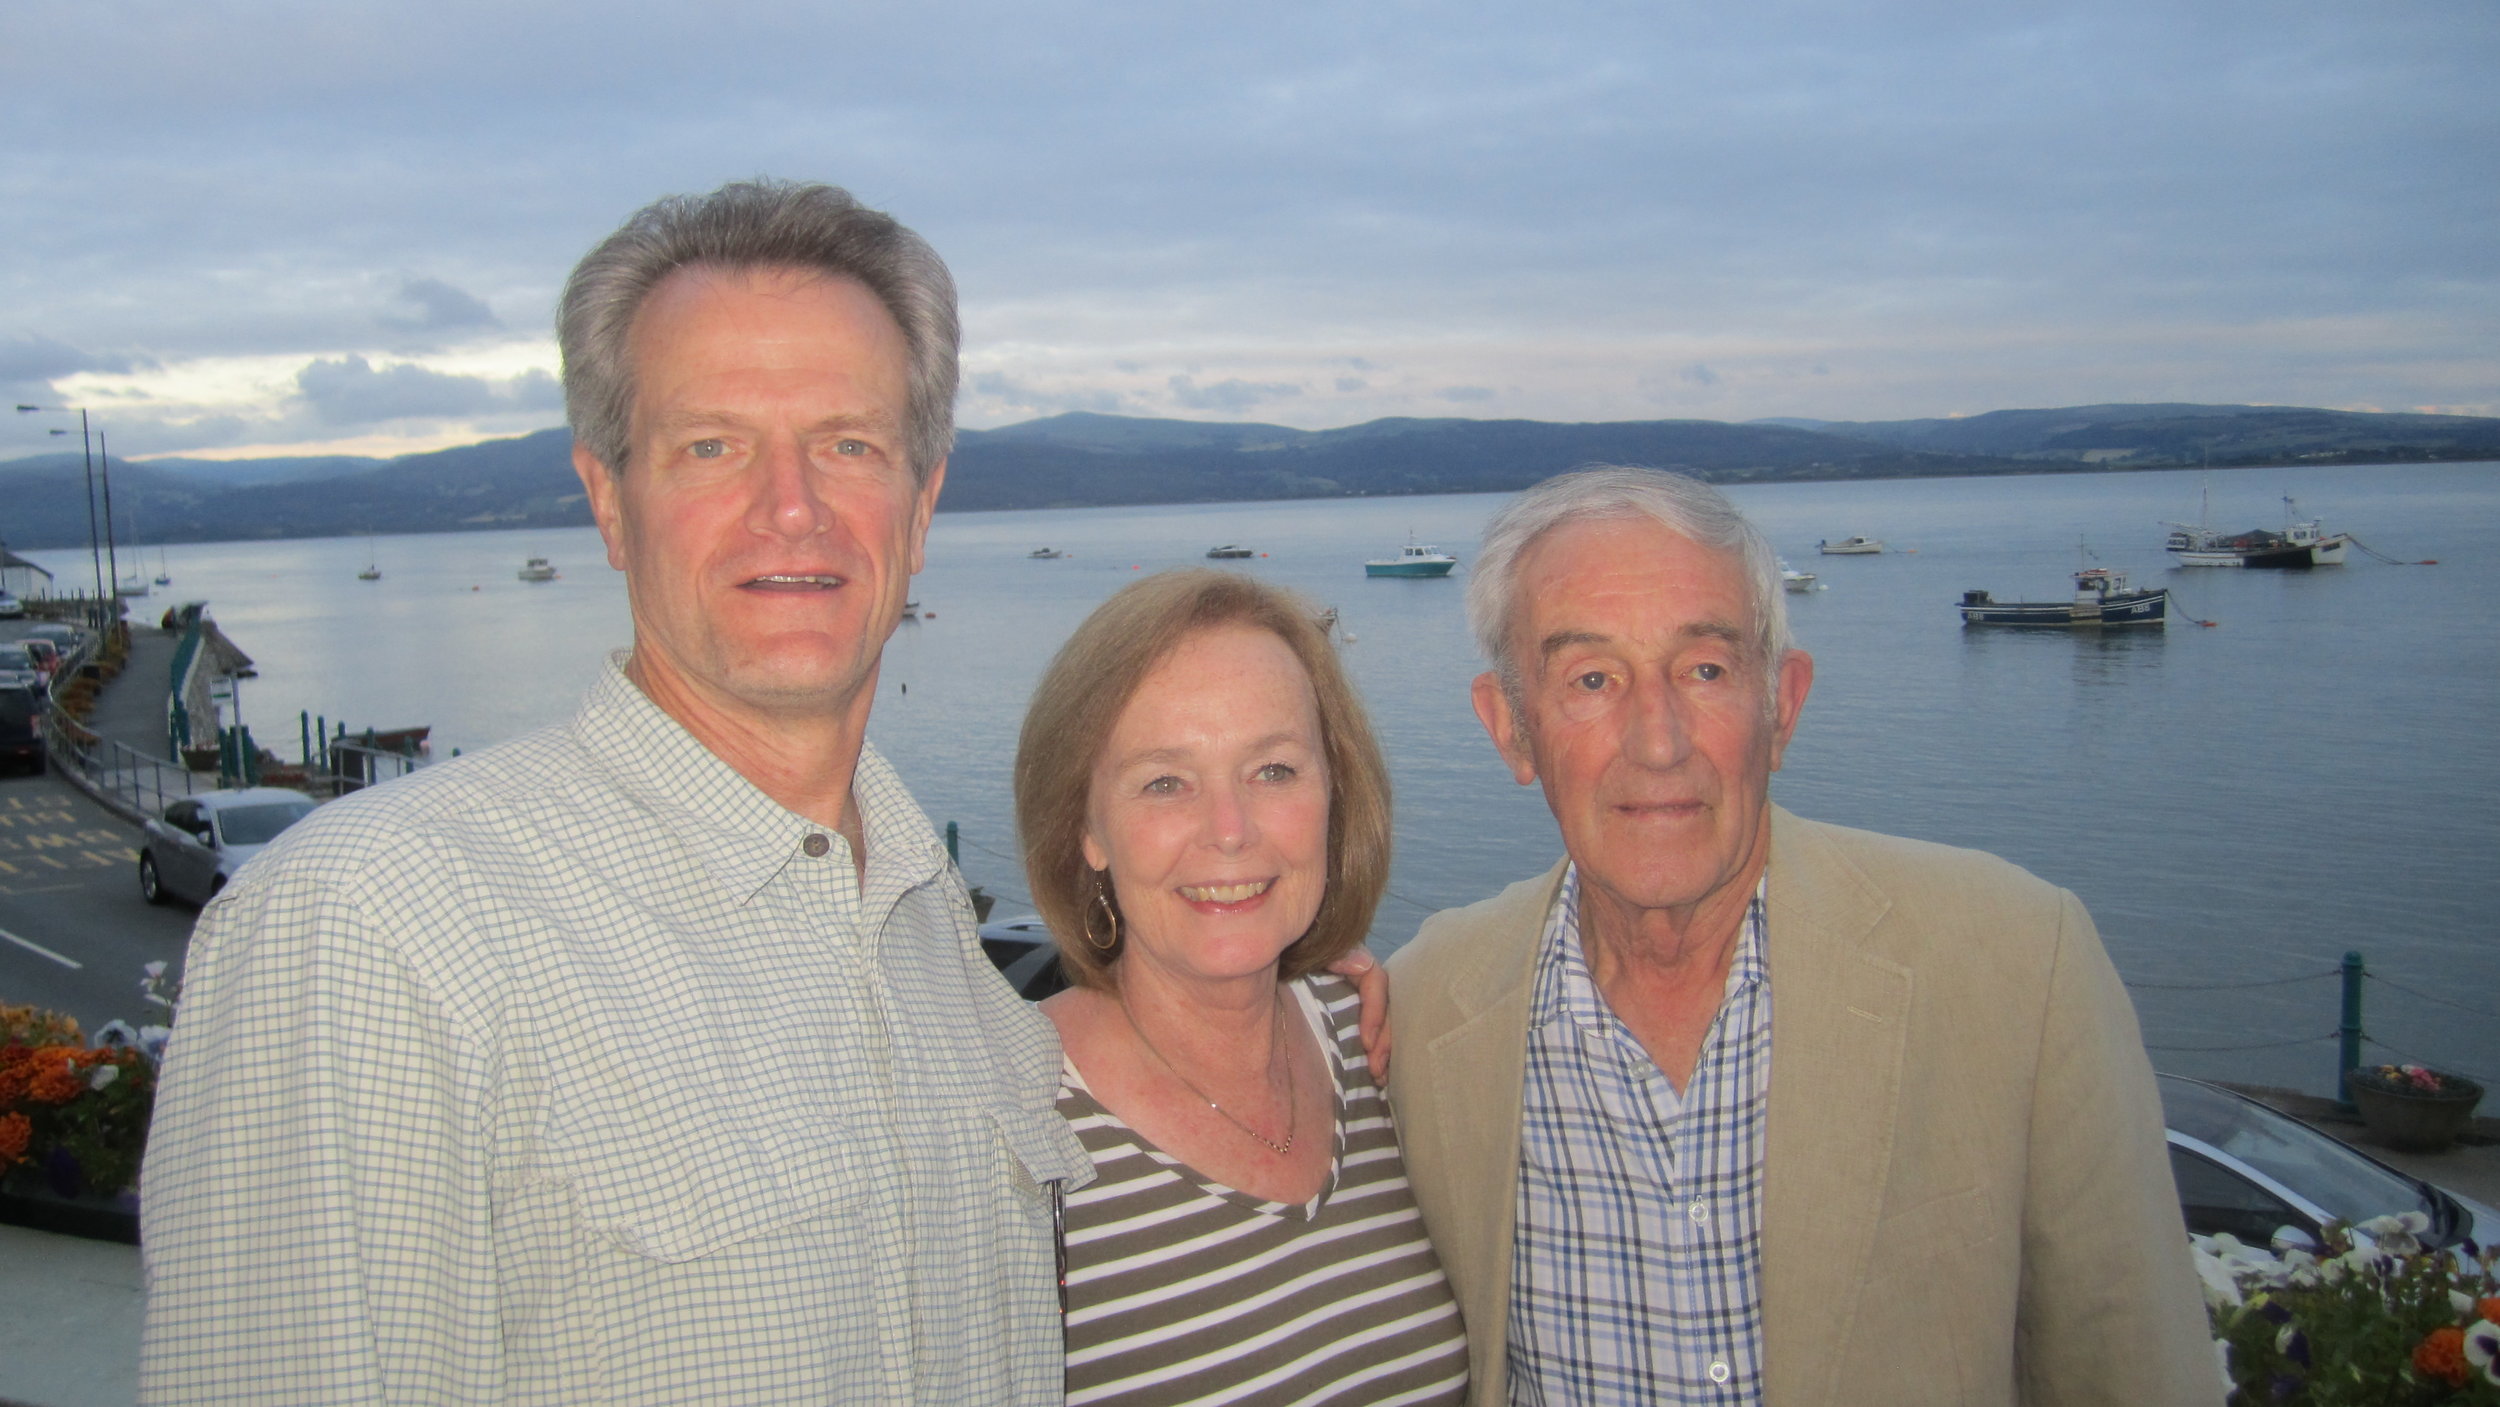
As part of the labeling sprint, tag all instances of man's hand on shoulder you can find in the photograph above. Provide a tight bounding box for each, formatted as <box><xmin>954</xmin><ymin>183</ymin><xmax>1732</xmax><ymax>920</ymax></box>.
<box><xmin>1325</xmin><ymin>949</ymin><xmax>1392</xmax><ymax>1082</ymax></box>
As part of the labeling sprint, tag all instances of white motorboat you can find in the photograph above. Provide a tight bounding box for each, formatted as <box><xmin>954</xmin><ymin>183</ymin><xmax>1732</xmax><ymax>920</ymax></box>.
<box><xmin>518</xmin><ymin>557</ymin><xmax>558</xmax><ymax>582</ymax></box>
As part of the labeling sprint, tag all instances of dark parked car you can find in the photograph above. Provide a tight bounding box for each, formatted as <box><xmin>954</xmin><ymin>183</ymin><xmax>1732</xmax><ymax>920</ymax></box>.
<box><xmin>140</xmin><ymin>788</ymin><xmax>317</xmax><ymax>906</ymax></box>
<box><xmin>2161</xmin><ymin>1073</ymin><xmax>2498</xmax><ymax>1253</ymax></box>
<box><xmin>978</xmin><ymin>913</ymin><xmax>1067</xmax><ymax>1000</ymax></box>
<box><xmin>0</xmin><ymin>683</ymin><xmax>43</xmax><ymax>774</ymax></box>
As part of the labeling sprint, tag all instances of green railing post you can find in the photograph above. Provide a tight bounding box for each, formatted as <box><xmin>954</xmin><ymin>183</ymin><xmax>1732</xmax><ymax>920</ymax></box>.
<box><xmin>300</xmin><ymin>711</ymin><xmax>312</xmax><ymax>766</ymax></box>
<box><xmin>945</xmin><ymin>820</ymin><xmax>960</xmax><ymax>864</ymax></box>
<box><xmin>2337</xmin><ymin>950</ymin><xmax>2365</xmax><ymax>1112</ymax></box>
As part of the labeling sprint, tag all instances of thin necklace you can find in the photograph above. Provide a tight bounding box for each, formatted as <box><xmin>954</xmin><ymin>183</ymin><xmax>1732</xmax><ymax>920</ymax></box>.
<box><xmin>1122</xmin><ymin>987</ymin><xmax>1297</xmax><ymax>1156</ymax></box>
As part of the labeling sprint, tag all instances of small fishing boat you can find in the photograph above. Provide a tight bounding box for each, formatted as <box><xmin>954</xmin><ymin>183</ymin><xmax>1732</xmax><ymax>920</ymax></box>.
<box><xmin>2165</xmin><ymin>497</ymin><xmax>2348</xmax><ymax>568</ymax></box>
<box><xmin>518</xmin><ymin>557</ymin><xmax>558</xmax><ymax>582</ymax></box>
<box><xmin>1818</xmin><ymin>536</ymin><xmax>1885</xmax><ymax>555</ymax></box>
<box><xmin>357</xmin><ymin>565</ymin><xmax>382</xmax><ymax>582</ymax></box>
<box><xmin>1960</xmin><ymin>567</ymin><xmax>2167</xmax><ymax>628</ymax></box>
<box><xmin>1365</xmin><ymin>541</ymin><xmax>1457</xmax><ymax>578</ymax></box>
<box><xmin>1779</xmin><ymin>560</ymin><xmax>1819</xmax><ymax>593</ymax></box>
<box><xmin>1205</xmin><ymin>544</ymin><xmax>1255</xmax><ymax>559</ymax></box>
<box><xmin>1027</xmin><ymin>547</ymin><xmax>1067</xmax><ymax>560</ymax></box>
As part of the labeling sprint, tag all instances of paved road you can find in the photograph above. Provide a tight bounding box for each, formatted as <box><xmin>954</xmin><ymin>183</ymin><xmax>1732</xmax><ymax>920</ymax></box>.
<box><xmin>0</xmin><ymin>772</ymin><xmax>198</xmax><ymax>1034</ymax></box>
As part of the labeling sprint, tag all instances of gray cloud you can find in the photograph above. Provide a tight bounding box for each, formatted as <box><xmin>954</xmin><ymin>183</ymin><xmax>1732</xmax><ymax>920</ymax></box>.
<box><xmin>1168</xmin><ymin>375</ymin><xmax>1302</xmax><ymax>413</ymax></box>
<box><xmin>0</xmin><ymin>334</ymin><xmax>154</xmax><ymax>384</ymax></box>
<box><xmin>295</xmin><ymin>356</ymin><xmax>558</xmax><ymax>425</ymax></box>
<box><xmin>387</xmin><ymin>278</ymin><xmax>500</xmax><ymax>333</ymax></box>
<box><xmin>0</xmin><ymin>0</ymin><xmax>2490</xmax><ymax>450</ymax></box>
<box><xmin>967</xmin><ymin>370</ymin><xmax>1125</xmax><ymax>415</ymax></box>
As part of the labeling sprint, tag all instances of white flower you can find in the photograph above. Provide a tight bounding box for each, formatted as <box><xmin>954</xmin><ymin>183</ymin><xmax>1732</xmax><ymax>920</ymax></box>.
<box><xmin>2466</xmin><ymin>1320</ymin><xmax>2500</xmax><ymax>1387</ymax></box>
<box><xmin>2456</xmin><ymin>1290</ymin><xmax>2481</xmax><ymax>1319</ymax></box>
<box><xmin>88</xmin><ymin>1064</ymin><xmax>120</xmax><ymax>1090</ymax></box>
<box><xmin>2354</xmin><ymin>1211</ymin><xmax>2431</xmax><ymax>1256</ymax></box>
<box><xmin>2213</xmin><ymin>1339</ymin><xmax>2235</xmax><ymax>1392</ymax></box>
<box><xmin>142</xmin><ymin>960</ymin><xmax>167</xmax><ymax>980</ymax></box>
<box><xmin>137</xmin><ymin>1025</ymin><xmax>172</xmax><ymax>1062</ymax></box>
<box><xmin>94</xmin><ymin>1019</ymin><xmax>139</xmax><ymax>1049</ymax></box>
<box><xmin>2190</xmin><ymin>1241</ymin><xmax>2245</xmax><ymax>1310</ymax></box>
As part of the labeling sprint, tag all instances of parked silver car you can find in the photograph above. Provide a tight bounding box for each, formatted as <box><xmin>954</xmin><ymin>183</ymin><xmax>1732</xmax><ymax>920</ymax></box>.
<box><xmin>139</xmin><ymin>787</ymin><xmax>317</xmax><ymax>906</ymax></box>
<box><xmin>2161</xmin><ymin>1073</ymin><xmax>2499</xmax><ymax>1253</ymax></box>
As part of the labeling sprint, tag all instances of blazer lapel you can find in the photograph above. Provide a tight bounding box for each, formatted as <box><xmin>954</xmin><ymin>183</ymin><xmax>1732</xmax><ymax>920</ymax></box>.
<box><xmin>1400</xmin><ymin>861</ymin><xmax>1560</xmax><ymax>1405</ymax></box>
<box><xmin>1760</xmin><ymin>808</ymin><xmax>1912</xmax><ymax>1405</ymax></box>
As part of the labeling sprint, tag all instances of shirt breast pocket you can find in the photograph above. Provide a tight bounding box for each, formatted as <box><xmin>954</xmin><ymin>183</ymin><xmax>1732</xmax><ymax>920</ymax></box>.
<box><xmin>547</xmin><ymin>1104</ymin><xmax>874</xmax><ymax>1265</ymax></box>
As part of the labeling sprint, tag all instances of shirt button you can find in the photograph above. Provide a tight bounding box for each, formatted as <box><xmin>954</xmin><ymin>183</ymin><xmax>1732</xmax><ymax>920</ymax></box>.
<box><xmin>1688</xmin><ymin>1199</ymin><xmax>1709</xmax><ymax>1226</ymax></box>
<box><xmin>802</xmin><ymin>833</ymin><xmax>830</xmax><ymax>858</ymax></box>
<box><xmin>1709</xmin><ymin>1359</ymin><xmax>1731</xmax><ymax>1385</ymax></box>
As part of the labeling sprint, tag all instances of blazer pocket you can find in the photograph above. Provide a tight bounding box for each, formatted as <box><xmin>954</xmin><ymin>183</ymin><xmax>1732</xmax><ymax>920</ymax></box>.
<box><xmin>1871</xmin><ymin>1185</ymin><xmax>1998</xmax><ymax>1262</ymax></box>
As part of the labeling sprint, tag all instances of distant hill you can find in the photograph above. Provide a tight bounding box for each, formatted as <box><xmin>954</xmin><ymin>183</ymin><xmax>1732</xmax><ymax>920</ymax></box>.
<box><xmin>1797</xmin><ymin>404</ymin><xmax>2500</xmax><ymax>466</ymax></box>
<box><xmin>0</xmin><ymin>402</ymin><xmax>2492</xmax><ymax>551</ymax></box>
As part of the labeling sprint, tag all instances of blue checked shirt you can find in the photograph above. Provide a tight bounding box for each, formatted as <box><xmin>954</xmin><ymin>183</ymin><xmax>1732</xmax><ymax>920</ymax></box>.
<box><xmin>1509</xmin><ymin>866</ymin><xmax>1772</xmax><ymax>1406</ymax></box>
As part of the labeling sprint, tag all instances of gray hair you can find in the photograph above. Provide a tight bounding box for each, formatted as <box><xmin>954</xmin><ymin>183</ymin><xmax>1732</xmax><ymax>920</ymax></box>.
<box><xmin>558</xmin><ymin>178</ymin><xmax>959</xmax><ymax>482</ymax></box>
<box><xmin>1466</xmin><ymin>466</ymin><xmax>1793</xmax><ymax>703</ymax></box>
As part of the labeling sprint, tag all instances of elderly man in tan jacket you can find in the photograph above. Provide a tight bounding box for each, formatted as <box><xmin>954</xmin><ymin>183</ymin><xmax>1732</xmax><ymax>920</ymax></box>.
<box><xmin>1386</xmin><ymin>467</ymin><xmax>2218</xmax><ymax>1406</ymax></box>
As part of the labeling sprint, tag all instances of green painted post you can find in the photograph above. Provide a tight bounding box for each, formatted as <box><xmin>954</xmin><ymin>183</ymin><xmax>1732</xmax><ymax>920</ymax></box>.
<box><xmin>945</xmin><ymin>820</ymin><xmax>960</xmax><ymax>864</ymax></box>
<box><xmin>2337</xmin><ymin>950</ymin><xmax>2365</xmax><ymax>1112</ymax></box>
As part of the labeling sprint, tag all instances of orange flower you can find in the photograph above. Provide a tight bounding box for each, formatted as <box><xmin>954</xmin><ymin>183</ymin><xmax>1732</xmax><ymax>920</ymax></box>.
<box><xmin>25</xmin><ymin>1049</ymin><xmax>82</xmax><ymax>1104</ymax></box>
<box><xmin>0</xmin><ymin>1110</ymin><xmax>28</xmax><ymax>1164</ymax></box>
<box><xmin>2415</xmin><ymin>1326</ymin><xmax>2469</xmax><ymax>1388</ymax></box>
<box><xmin>2477</xmin><ymin>1297</ymin><xmax>2500</xmax><ymax>1326</ymax></box>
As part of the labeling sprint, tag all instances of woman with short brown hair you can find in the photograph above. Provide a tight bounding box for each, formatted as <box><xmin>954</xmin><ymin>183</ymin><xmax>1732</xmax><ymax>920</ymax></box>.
<box><xmin>1015</xmin><ymin>569</ymin><xmax>1465</xmax><ymax>1406</ymax></box>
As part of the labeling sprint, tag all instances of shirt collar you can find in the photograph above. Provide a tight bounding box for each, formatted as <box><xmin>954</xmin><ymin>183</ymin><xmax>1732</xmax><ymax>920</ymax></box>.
<box><xmin>570</xmin><ymin>653</ymin><xmax>949</xmax><ymax>905</ymax></box>
<box><xmin>1532</xmin><ymin>863</ymin><xmax>1770</xmax><ymax>1032</ymax></box>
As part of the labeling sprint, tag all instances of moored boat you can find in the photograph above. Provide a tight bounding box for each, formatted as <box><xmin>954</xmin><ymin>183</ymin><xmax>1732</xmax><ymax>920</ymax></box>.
<box><xmin>518</xmin><ymin>557</ymin><xmax>558</xmax><ymax>581</ymax></box>
<box><xmin>2165</xmin><ymin>497</ymin><xmax>2348</xmax><ymax>568</ymax></box>
<box><xmin>1027</xmin><ymin>547</ymin><xmax>1067</xmax><ymax>560</ymax></box>
<box><xmin>1365</xmin><ymin>541</ymin><xmax>1457</xmax><ymax>578</ymax></box>
<box><xmin>1779</xmin><ymin>560</ymin><xmax>1819</xmax><ymax>592</ymax></box>
<box><xmin>1818</xmin><ymin>536</ymin><xmax>1884</xmax><ymax>555</ymax></box>
<box><xmin>1960</xmin><ymin>567</ymin><xmax>2167</xmax><ymax>628</ymax></box>
<box><xmin>1205</xmin><ymin>544</ymin><xmax>1255</xmax><ymax>559</ymax></box>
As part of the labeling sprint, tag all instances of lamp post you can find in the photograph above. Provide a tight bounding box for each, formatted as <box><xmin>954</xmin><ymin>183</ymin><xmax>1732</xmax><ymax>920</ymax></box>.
<box><xmin>97</xmin><ymin>429</ymin><xmax>123</xmax><ymax>603</ymax></box>
<box><xmin>14</xmin><ymin>404</ymin><xmax>107</xmax><ymax>614</ymax></box>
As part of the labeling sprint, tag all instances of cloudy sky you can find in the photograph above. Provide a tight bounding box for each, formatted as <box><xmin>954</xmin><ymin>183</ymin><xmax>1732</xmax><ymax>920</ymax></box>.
<box><xmin>3</xmin><ymin>0</ymin><xmax>2493</xmax><ymax>460</ymax></box>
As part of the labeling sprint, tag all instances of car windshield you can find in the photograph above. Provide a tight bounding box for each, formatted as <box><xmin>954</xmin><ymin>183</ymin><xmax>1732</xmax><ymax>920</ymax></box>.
<box><xmin>215</xmin><ymin>801</ymin><xmax>314</xmax><ymax>846</ymax></box>
<box><xmin>2159</xmin><ymin>1075</ymin><xmax>2435</xmax><ymax>1228</ymax></box>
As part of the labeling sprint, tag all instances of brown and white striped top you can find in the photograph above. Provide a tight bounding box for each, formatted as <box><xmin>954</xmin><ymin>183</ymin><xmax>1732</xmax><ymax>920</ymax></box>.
<box><xmin>1056</xmin><ymin>975</ymin><xmax>1470</xmax><ymax>1407</ymax></box>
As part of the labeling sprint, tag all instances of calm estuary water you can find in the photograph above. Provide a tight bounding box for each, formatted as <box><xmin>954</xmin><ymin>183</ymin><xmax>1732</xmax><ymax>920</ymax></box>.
<box><xmin>44</xmin><ymin>460</ymin><xmax>2499</xmax><ymax>1097</ymax></box>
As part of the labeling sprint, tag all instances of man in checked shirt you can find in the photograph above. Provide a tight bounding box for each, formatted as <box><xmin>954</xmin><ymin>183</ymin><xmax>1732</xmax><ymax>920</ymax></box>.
<box><xmin>139</xmin><ymin>180</ymin><xmax>1096</xmax><ymax>1403</ymax></box>
<box><xmin>1386</xmin><ymin>467</ymin><xmax>2219</xmax><ymax>1406</ymax></box>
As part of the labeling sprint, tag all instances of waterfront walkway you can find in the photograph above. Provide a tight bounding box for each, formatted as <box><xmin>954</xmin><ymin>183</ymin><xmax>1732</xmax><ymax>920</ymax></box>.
<box><xmin>56</xmin><ymin>623</ymin><xmax>210</xmax><ymax>828</ymax></box>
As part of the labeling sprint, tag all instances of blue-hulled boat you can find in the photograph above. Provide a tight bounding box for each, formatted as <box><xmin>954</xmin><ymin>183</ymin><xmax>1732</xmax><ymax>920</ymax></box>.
<box><xmin>1960</xmin><ymin>567</ymin><xmax>2166</xmax><ymax>628</ymax></box>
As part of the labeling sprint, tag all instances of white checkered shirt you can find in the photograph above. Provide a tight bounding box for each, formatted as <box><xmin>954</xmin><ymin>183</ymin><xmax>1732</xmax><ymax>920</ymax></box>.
<box><xmin>140</xmin><ymin>656</ymin><xmax>1091</xmax><ymax>1405</ymax></box>
<box><xmin>1508</xmin><ymin>867</ymin><xmax>1771</xmax><ymax>1406</ymax></box>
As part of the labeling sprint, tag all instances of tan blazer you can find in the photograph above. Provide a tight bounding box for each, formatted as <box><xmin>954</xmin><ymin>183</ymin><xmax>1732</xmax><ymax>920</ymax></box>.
<box><xmin>1386</xmin><ymin>807</ymin><xmax>2219</xmax><ymax>1407</ymax></box>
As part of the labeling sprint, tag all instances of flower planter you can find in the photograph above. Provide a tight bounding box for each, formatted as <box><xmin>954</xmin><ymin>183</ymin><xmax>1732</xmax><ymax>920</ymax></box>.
<box><xmin>0</xmin><ymin>1164</ymin><xmax>138</xmax><ymax>1244</ymax></box>
<box><xmin>2347</xmin><ymin>1070</ymin><xmax>2483</xmax><ymax>1152</ymax></box>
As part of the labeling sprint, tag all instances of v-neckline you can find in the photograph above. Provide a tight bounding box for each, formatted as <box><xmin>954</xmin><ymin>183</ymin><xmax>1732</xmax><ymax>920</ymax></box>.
<box><xmin>1062</xmin><ymin>981</ymin><xmax>1349</xmax><ymax>1222</ymax></box>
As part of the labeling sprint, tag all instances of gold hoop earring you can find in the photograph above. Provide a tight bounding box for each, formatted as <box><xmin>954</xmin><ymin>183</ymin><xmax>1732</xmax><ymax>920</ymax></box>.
<box><xmin>1083</xmin><ymin>873</ymin><xmax>1121</xmax><ymax>953</ymax></box>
